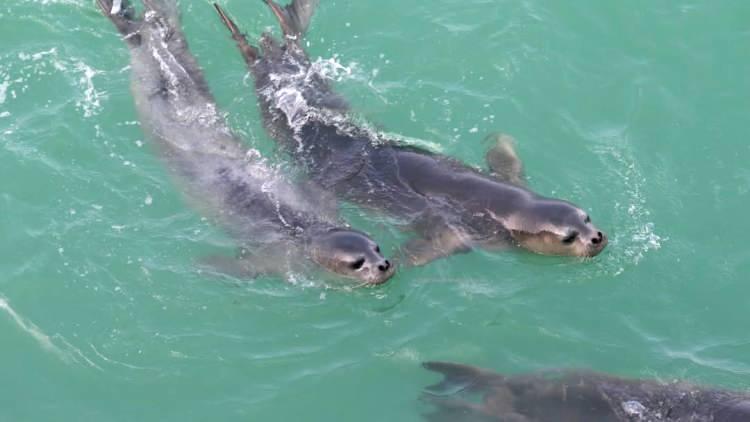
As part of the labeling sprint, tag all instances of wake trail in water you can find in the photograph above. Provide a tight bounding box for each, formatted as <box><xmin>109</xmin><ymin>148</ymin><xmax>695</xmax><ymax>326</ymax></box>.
<box><xmin>0</xmin><ymin>295</ymin><xmax>100</xmax><ymax>369</ymax></box>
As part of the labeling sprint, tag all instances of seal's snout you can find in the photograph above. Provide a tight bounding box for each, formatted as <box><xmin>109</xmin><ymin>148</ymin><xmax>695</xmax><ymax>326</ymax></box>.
<box><xmin>378</xmin><ymin>260</ymin><xmax>391</xmax><ymax>273</ymax></box>
<box><xmin>588</xmin><ymin>231</ymin><xmax>608</xmax><ymax>256</ymax></box>
<box><xmin>368</xmin><ymin>258</ymin><xmax>395</xmax><ymax>285</ymax></box>
<box><xmin>591</xmin><ymin>231</ymin><xmax>604</xmax><ymax>245</ymax></box>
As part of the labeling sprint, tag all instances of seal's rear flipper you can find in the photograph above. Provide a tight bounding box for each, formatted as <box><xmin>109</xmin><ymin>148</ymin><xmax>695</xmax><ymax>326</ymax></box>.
<box><xmin>263</xmin><ymin>0</ymin><xmax>319</xmax><ymax>39</ymax></box>
<box><xmin>95</xmin><ymin>0</ymin><xmax>141</xmax><ymax>46</ymax></box>
<box><xmin>213</xmin><ymin>3</ymin><xmax>260</xmax><ymax>66</ymax></box>
<box><xmin>483</xmin><ymin>133</ymin><xmax>525</xmax><ymax>186</ymax></box>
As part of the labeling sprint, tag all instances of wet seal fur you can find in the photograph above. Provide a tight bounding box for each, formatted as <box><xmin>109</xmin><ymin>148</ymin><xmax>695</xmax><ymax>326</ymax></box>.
<box><xmin>215</xmin><ymin>1</ymin><xmax>607</xmax><ymax>266</ymax></box>
<box><xmin>422</xmin><ymin>361</ymin><xmax>750</xmax><ymax>422</ymax></box>
<box><xmin>96</xmin><ymin>0</ymin><xmax>394</xmax><ymax>284</ymax></box>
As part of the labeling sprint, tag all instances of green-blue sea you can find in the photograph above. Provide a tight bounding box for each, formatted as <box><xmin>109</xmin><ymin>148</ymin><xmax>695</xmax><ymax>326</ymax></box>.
<box><xmin>1</xmin><ymin>0</ymin><xmax>748</xmax><ymax>420</ymax></box>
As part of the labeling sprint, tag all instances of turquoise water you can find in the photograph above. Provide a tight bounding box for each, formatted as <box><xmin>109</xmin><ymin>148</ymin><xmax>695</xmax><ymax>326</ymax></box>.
<box><xmin>1</xmin><ymin>0</ymin><xmax>748</xmax><ymax>420</ymax></box>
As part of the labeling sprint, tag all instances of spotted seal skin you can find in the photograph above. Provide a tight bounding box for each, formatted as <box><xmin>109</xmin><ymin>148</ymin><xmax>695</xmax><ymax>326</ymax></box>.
<box><xmin>215</xmin><ymin>0</ymin><xmax>607</xmax><ymax>266</ymax></box>
<box><xmin>95</xmin><ymin>0</ymin><xmax>393</xmax><ymax>284</ymax></box>
<box><xmin>422</xmin><ymin>361</ymin><xmax>750</xmax><ymax>422</ymax></box>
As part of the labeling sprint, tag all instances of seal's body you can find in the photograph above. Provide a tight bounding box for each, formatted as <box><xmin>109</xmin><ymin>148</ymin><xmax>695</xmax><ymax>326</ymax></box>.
<box><xmin>216</xmin><ymin>0</ymin><xmax>607</xmax><ymax>265</ymax></box>
<box><xmin>97</xmin><ymin>0</ymin><xmax>393</xmax><ymax>284</ymax></box>
<box><xmin>422</xmin><ymin>362</ymin><xmax>750</xmax><ymax>422</ymax></box>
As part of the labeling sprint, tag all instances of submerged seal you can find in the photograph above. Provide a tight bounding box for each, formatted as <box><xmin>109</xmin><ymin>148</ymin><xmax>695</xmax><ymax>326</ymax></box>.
<box><xmin>96</xmin><ymin>0</ymin><xmax>394</xmax><ymax>284</ymax></box>
<box><xmin>422</xmin><ymin>361</ymin><xmax>750</xmax><ymax>422</ymax></box>
<box><xmin>215</xmin><ymin>0</ymin><xmax>607</xmax><ymax>266</ymax></box>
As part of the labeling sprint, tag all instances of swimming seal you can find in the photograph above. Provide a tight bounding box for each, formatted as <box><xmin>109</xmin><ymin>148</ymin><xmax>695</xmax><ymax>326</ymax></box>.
<box><xmin>96</xmin><ymin>0</ymin><xmax>394</xmax><ymax>284</ymax></box>
<box><xmin>215</xmin><ymin>1</ymin><xmax>607</xmax><ymax>266</ymax></box>
<box><xmin>423</xmin><ymin>361</ymin><xmax>750</xmax><ymax>422</ymax></box>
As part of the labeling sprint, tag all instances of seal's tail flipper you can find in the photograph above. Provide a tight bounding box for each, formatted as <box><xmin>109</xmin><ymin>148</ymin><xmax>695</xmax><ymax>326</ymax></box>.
<box><xmin>263</xmin><ymin>0</ymin><xmax>319</xmax><ymax>39</ymax></box>
<box><xmin>213</xmin><ymin>3</ymin><xmax>260</xmax><ymax>66</ymax></box>
<box><xmin>95</xmin><ymin>0</ymin><xmax>141</xmax><ymax>46</ymax></box>
<box><xmin>422</xmin><ymin>362</ymin><xmax>497</xmax><ymax>395</ymax></box>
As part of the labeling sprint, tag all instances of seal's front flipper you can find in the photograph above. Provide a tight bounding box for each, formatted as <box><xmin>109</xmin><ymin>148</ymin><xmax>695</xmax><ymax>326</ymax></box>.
<box><xmin>400</xmin><ymin>229</ymin><xmax>471</xmax><ymax>267</ymax></box>
<box><xmin>263</xmin><ymin>0</ymin><xmax>319</xmax><ymax>39</ymax></box>
<box><xmin>213</xmin><ymin>3</ymin><xmax>260</xmax><ymax>66</ymax></box>
<box><xmin>95</xmin><ymin>0</ymin><xmax>141</xmax><ymax>45</ymax></box>
<box><xmin>483</xmin><ymin>133</ymin><xmax>525</xmax><ymax>186</ymax></box>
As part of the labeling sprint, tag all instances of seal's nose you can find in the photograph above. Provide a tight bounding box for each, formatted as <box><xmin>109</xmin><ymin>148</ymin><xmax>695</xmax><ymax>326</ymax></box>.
<box><xmin>378</xmin><ymin>260</ymin><xmax>391</xmax><ymax>272</ymax></box>
<box><xmin>588</xmin><ymin>231</ymin><xmax>608</xmax><ymax>256</ymax></box>
<box><xmin>591</xmin><ymin>231</ymin><xmax>604</xmax><ymax>245</ymax></box>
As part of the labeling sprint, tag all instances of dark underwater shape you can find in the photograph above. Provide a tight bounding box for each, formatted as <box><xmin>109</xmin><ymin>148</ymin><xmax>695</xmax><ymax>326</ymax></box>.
<box><xmin>422</xmin><ymin>361</ymin><xmax>750</xmax><ymax>422</ymax></box>
<box><xmin>215</xmin><ymin>0</ymin><xmax>608</xmax><ymax>267</ymax></box>
<box><xmin>95</xmin><ymin>0</ymin><xmax>393</xmax><ymax>285</ymax></box>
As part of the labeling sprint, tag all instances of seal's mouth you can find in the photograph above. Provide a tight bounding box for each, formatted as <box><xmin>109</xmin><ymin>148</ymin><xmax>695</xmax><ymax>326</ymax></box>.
<box><xmin>365</xmin><ymin>262</ymin><xmax>396</xmax><ymax>286</ymax></box>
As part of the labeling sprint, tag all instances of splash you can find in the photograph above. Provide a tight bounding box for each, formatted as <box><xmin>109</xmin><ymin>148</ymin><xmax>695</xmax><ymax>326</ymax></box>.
<box><xmin>73</xmin><ymin>61</ymin><xmax>105</xmax><ymax>118</ymax></box>
<box><xmin>260</xmin><ymin>52</ymin><xmax>425</xmax><ymax>154</ymax></box>
<box><xmin>593</xmin><ymin>134</ymin><xmax>664</xmax><ymax>274</ymax></box>
<box><xmin>309</xmin><ymin>56</ymin><xmax>362</xmax><ymax>83</ymax></box>
<box><xmin>609</xmin><ymin>148</ymin><xmax>663</xmax><ymax>266</ymax></box>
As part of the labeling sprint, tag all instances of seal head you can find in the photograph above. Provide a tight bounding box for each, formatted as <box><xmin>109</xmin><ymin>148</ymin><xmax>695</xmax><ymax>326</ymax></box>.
<box><xmin>309</xmin><ymin>229</ymin><xmax>394</xmax><ymax>285</ymax></box>
<box><xmin>502</xmin><ymin>198</ymin><xmax>607</xmax><ymax>257</ymax></box>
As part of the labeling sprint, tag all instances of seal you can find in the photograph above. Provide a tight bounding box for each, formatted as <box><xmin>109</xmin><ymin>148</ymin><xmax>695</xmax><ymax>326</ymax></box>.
<box><xmin>96</xmin><ymin>0</ymin><xmax>394</xmax><ymax>284</ymax></box>
<box><xmin>423</xmin><ymin>361</ymin><xmax>750</xmax><ymax>421</ymax></box>
<box><xmin>215</xmin><ymin>1</ymin><xmax>607</xmax><ymax>266</ymax></box>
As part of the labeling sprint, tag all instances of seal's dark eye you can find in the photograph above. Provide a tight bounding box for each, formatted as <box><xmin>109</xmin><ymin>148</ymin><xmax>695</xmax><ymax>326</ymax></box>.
<box><xmin>375</xmin><ymin>246</ymin><xmax>381</xmax><ymax>254</ymax></box>
<box><xmin>584</xmin><ymin>215</ymin><xmax>591</xmax><ymax>223</ymax></box>
<box><xmin>350</xmin><ymin>258</ymin><xmax>365</xmax><ymax>270</ymax></box>
<box><xmin>562</xmin><ymin>231</ymin><xmax>579</xmax><ymax>244</ymax></box>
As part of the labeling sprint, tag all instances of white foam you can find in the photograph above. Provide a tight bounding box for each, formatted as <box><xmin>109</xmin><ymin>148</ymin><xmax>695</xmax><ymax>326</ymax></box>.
<box><xmin>10</xmin><ymin>48</ymin><xmax>105</xmax><ymax>118</ymax></box>
<box><xmin>18</xmin><ymin>47</ymin><xmax>57</xmax><ymax>62</ymax></box>
<box><xmin>0</xmin><ymin>79</ymin><xmax>8</xmax><ymax>104</ymax></box>
<box><xmin>23</xmin><ymin>0</ymin><xmax>80</xmax><ymax>4</ymax></box>
<box><xmin>90</xmin><ymin>343</ymin><xmax>145</xmax><ymax>370</ymax></box>
<box><xmin>73</xmin><ymin>60</ymin><xmax>105</xmax><ymax>118</ymax></box>
<box><xmin>309</xmin><ymin>56</ymin><xmax>360</xmax><ymax>83</ymax></box>
<box><xmin>622</xmin><ymin>400</ymin><xmax>647</xmax><ymax>417</ymax></box>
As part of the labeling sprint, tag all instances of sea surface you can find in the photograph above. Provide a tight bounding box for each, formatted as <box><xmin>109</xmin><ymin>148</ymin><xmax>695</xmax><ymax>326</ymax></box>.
<box><xmin>1</xmin><ymin>1</ymin><xmax>748</xmax><ymax>420</ymax></box>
